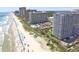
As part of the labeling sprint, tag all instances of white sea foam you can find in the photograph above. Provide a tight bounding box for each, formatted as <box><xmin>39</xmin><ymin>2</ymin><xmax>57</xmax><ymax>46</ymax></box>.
<box><xmin>0</xmin><ymin>14</ymin><xmax>10</xmax><ymax>51</ymax></box>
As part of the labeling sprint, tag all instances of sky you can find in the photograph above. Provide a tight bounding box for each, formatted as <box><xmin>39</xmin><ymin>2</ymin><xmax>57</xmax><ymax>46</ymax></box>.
<box><xmin>1</xmin><ymin>7</ymin><xmax>79</xmax><ymax>12</ymax></box>
<box><xmin>0</xmin><ymin>7</ymin><xmax>19</xmax><ymax>12</ymax></box>
<box><xmin>0</xmin><ymin>0</ymin><xmax>79</xmax><ymax>12</ymax></box>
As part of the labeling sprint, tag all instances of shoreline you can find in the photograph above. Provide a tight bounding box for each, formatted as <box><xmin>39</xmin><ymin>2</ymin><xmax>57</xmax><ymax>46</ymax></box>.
<box><xmin>2</xmin><ymin>14</ymin><xmax>16</xmax><ymax>52</ymax></box>
<box><xmin>12</xmin><ymin>13</ymin><xmax>51</xmax><ymax>52</ymax></box>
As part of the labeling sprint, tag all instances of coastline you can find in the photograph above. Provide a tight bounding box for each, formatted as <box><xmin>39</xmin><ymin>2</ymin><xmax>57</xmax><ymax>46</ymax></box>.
<box><xmin>12</xmin><ymin>13</ymin><xmax>51</xmax><ymax>52</ymax></box>
<box><xmin>2</xmin><ymin>14</ymin><xmax>15</xmax><ymax>52</ymax></box>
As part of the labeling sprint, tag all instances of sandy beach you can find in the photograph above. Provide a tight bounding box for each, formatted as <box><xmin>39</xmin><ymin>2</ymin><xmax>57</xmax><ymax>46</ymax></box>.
<box><xmin>10</xmin><ymin>13</ymin><xmax>51</xmax><ymax>52</ymax></box>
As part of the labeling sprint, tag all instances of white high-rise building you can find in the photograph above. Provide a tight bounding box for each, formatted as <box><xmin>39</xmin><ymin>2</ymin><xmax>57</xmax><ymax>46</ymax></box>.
<box><xmin>53</xmin><ymin>11</ymin><xmax>79</xmax><ymax>43</ymax></box>
<box><xmin>28</xmin><ymin>12</ymin><xmax>48</xmax><ymax>24</ymax></box>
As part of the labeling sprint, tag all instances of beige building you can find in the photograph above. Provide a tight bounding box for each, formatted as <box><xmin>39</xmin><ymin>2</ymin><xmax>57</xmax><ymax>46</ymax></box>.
<box><xmin>28</xmin><ymin>12</ymin><xmax>48</xmax><ymax>24</ymax></box>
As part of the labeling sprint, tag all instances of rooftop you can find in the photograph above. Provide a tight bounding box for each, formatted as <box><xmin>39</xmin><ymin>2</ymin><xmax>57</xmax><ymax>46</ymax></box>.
<box><xmin>54</xmin><ymin>10</ymin><xmax>79</xmax><ymax>15</ymax></box>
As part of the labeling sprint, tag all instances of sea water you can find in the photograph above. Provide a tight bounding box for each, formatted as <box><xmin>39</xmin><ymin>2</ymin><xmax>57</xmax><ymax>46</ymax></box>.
<box><xmin>0</xmin><ymin>12</ymin><xmax>10</xmax><ymax>51</ymax></box>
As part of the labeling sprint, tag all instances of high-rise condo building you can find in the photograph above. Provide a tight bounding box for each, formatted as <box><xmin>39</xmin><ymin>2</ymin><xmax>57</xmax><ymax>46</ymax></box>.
<box><xmin>28</xmin><ymin>11</ymin><xmax>48</xmax><ymax>24</ymax></box>
<box><xmin>53</xmin><ymin>11</ymin><xmax>79</xmax><ymax>43</ymax></box>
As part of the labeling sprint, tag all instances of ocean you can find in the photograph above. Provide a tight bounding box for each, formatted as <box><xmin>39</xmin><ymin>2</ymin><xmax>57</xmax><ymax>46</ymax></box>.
<box><xmin>0</xmin><ymin>12</ymin><xmax>10</xmax><ymax>51</ymax></box>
